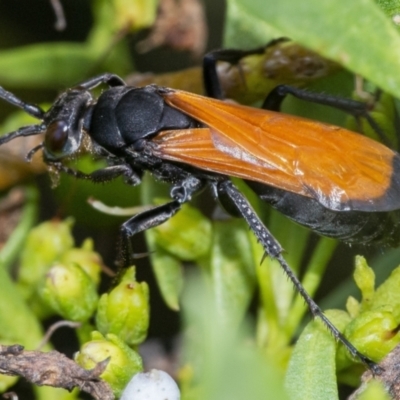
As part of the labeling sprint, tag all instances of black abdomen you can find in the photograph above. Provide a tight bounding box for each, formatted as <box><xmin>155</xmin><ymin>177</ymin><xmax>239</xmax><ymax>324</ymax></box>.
<box><xmin>246</xmin><ymin>180</ymin><xmax>400</xmax><ymax>246</ymax></box>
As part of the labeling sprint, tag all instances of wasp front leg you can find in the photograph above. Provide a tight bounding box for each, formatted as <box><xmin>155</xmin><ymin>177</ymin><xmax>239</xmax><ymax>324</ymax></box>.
<box><xmin>51</xmin><ymin>162</ymin><xmax>142</xmax><ymax>186</ymax></box>
<box><xmin>117</xmin><ymin>200</ymin><xmax>182</xmax><ymax>266</ymax></box>
<box><xmin>117</xmin><ymin>175</ymin><xmax>205</xmax><ymax>266</ymax></box>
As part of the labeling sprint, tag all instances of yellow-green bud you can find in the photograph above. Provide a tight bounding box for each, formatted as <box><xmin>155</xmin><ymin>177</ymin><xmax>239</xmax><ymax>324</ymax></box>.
<box><xmin>345</xmin><ymin>309</ymin><xmax>400</xmax><ymax>362</ymax></box>
<box><xmin>75</xmin><ymin>331</ymin><xmax>143</xmax><ymax>397</ymax></box>
<box><xmin>372</xmin><ymin>265</ymin><xmax>400</xmax><ymax>321</ymax></box>
<box><xmin>354</xmin><ymin>256</ymin><xmax>375</xmax><ymax>310</ymax></box>
<box><xmin>96</xmin><ymin>267</ymin><xmax>149</xmax><ymax>345</ymax></box>
<box><xmin>346</xmin><ymin>296</ymin><xmax>360</xmax><ymax>319</ymax></box>
<box><xmin>40</xmin><ymin>262</ymin><xmax>98</xmax><ymax>322</ymax></box>
<box><xmin>18</xmin><ymin>219</ymin><xmax>75</xmax><ymax>298</ymax></box>
<box><xmin>60</xmin><ymin>238</ymin><xmax>102</xmax><ymax>286</ymax></box>
<box><xmin>152</xmin><ymin>201</ymin><xmax>212</xmax><ymax>261</ymax></box>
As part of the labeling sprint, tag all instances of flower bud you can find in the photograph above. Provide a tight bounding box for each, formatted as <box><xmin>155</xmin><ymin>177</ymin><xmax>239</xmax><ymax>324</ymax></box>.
<box><xmin>18</xmin><ymin>219</ymin><xmax>75</xmax><ymax>298</ymax></box>
<box><xmin>372</xmin><ymin>265</ymin><xmax>400</xmax><ymax>318</ymax></box>
<box><xmin>75</xmin><ymin>331</ymin><xmax>143</xmax><ymax>397</ymax></box>
<box><xmin>40</xmin><ymin>262</ymin><xmax>98</xmax><ymax>322</ymax></box>
<box><xmin>96</xmin><ymin>267</ymin><xmax>149</xmax><ymax>345</ymax></box>
<box><xmin>344</xmin><ymin>309</ymin><xmax>400</xmax><ymax>362</ymax></box>
<box><xmin>346</xmin><ymin>295</ymin><xmax>360</xmax><ymax>319</ymax></box>
<box><xmin>60</xmin><ymin>238</ymin><xmax>102</xmax><ymax>286</ymax></box>
<box><xmin>353</xmin><ymin>256</ymin><xmax>375</xmax><ymax>309</ymax></box>
<box><xmin>152</xmin><ymin>201</ymin><xmax>212</xmax><ymax>261</ymax></box>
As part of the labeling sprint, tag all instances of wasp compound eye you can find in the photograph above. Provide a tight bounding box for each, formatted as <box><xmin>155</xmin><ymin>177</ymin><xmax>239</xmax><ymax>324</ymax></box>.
<box><xmin>45</xmin><ymin>120</ymin><xmax>69</xmax><ymax>156</ymax></box>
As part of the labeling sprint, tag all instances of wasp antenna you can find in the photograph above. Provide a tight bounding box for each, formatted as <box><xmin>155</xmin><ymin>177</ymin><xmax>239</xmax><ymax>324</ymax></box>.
<box><xmin>0</xmin><ymin>124</ymin><xmax>45</xmax><ymax>146</ymax></box>
<box><xmin>0</xmin><ymin>87</ymin><xmax>45</xmax><ymax>119</ymax></box>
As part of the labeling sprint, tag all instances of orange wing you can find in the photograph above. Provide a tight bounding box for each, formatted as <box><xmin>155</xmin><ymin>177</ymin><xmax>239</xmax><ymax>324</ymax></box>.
<box><xmin>152</xmin><ymin>89</ymin><xmax>400</xmax><ymax>212</ymax></box>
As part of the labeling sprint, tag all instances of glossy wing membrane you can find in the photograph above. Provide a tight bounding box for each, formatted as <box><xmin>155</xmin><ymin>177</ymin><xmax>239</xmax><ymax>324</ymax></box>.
<box><xmin>153</xmin><ymin>89</ymin><xmax>400</xmax><ymax>212</ymax></box>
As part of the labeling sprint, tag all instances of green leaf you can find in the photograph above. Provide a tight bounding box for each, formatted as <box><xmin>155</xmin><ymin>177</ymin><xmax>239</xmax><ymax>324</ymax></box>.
<box><xmin>228</xmin><ymin>0</ymin><xmax>400</xmax><ymax>98</ymax></box>
<box><xmin>0</xmin><ymin>262</ymin><xmax>44</xmax><ymax>349</ymax></box>
<box><xmin>0</xmin><ymin>0</ymin><xmax>133</xmax><ymax>89</ymax></box>
<box><xmin>140</xmin><ymin>177</ymin><xmax>184</xmax><ymax>310</ymax></box>
<box><xmin>182</xmin><ymin>276</ymin><xmax>289</xmax><ymax>400</ymax></box>
<box><xmin>285</xmin><ymin>237</ymin><xmax>338</xmax><ymax>338</ymax></box>
<box><xmin>0</xmin><ymin>44</ymin><xmax>97</xmax><ymax>88</ymax></box>
<box><xmin>147</xmin><ymin>235</ymin><xmax>184</xmax><ymax>311</ymax></box>
<box><xmin>0</xmin><ymin>186</ymin><xmax>38</xmax><ymax>271</ymax></box>
<box><xmin>224</xmin><ymin>0</ymin><xmax>282</xmax><ymax>48</ymax></box>
<box><xmin>209</xmin><ymin>220</ymin><xmax>256</xmax><ymax>325</ymax></box>
<box><xmin>285</xmin><ymin>312</ymin><xmax>341</xmax><ymax>400</ymax></box>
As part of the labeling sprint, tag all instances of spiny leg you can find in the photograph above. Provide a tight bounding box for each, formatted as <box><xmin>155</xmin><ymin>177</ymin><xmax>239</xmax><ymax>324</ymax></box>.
<box><xmin>216</xmin><ymin>179</ymin><xmax>382</xmax><ymax>374</ymax></box>
<box><xmin>50</xmin><ymin>162</ymin><xmax>142</xmax><ymax>185</ymax></box>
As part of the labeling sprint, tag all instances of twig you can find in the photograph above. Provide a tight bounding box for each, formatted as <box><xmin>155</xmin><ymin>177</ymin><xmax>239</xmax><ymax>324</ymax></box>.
<box><xmin>2</xmin><ymin>392</ymin><xmax>18</xmax><ymax>400</ymax></box>
<box><xmin>36</xmin><ymin>320</ymin><xmax>81</xmax><ymax>351</ymax></box>
<box><xmin>349</xmin><ymin>344</ymin><xmax>400</xmax><ymax>399</ymax></box>
<box><xmin>49</xmin><ymin>0</ymin><xmax>66</xmax><ymax>31</ymax></box>
<box><xmin>0</xmin><ymin>345</ymin><xmax>114</xmax><ymax>400</ymax></box>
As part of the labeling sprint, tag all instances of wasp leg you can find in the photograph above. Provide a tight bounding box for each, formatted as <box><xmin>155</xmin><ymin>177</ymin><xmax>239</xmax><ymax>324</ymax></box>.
<box><xmin>262</xmin><ymin>84</ymin><xmax>391</xmax><ymax>147</ymax></box>
<box><xmin>216</xmin><ymin>179</ymin><xmax>381</xmax><ymax>374</ymax></box>
<box><xmin>74</xmin><ymin>73</ymin><xmax>126</xmax><ymax>90</ymax></box>
<box><xmin>117</xmin><ymin>176</ymin><xmax>205</xmax><ymax>266</ymax></box>
<box><xmin>203</xmin><ymin>47</ymin><xmax>264</xmax><ymax>100</ymax></box>
<box><xmin>117</xmin><ymin>200</ymin><xmax>182</xmax><ymax>266</ymax></box>
<box><xmin>0</xmin><ymin>86</ymin><xmax>45</xmax><ymax>119</ymax></box>
<box><xmin>203</xmin><ymin>38</ymin><xmax>289</xmax><ymax>99</ymax></box>
<box><xmin>52</xmin><ymin>163</ymin><xmax>142</xmax><ymax>185</ymax></box>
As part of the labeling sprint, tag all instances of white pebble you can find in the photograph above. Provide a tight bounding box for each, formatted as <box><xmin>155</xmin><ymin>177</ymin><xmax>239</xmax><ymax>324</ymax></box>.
<box><xmin>120</xmin><ymin>369</ymin><xmax>180</xmax><ymax>400</ymax></box>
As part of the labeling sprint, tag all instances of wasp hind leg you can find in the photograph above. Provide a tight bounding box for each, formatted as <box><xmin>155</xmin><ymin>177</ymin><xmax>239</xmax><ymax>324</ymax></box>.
<box><xmin>216</xmin><ymin>179</ymin><xmax>381</xmax><ymax>374</ymax></box>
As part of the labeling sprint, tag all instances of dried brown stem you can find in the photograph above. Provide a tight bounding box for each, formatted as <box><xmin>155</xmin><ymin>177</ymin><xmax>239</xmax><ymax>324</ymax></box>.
<box><xmin>0</xmin><ymin>345</ymin><xmax>114</xmax><ymax>400</ymax></box>
<box><xmin>349</xmin><ymin>344</ymin><xmax>400</xmax><ymax>399</ymax></box>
